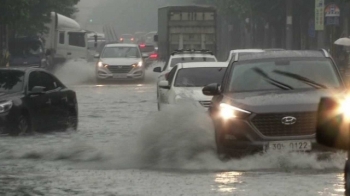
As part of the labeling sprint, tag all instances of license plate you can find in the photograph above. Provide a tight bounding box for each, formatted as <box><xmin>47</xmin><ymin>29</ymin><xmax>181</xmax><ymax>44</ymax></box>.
<box><xmin>268</xmin><ymin>140</ymin><xmax>312</xmax><ymax>151</ymax></box>
<box><xmin>113</xmin><ymin>74</ymin><xmax>126</xmax><ymax>79</ymax></box>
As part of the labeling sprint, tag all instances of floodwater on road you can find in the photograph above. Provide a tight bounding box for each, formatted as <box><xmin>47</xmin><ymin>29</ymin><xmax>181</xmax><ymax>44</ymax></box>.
<box><xmin>0</xmin><ymin>61</ymin><xmax>347</xmax><ymax>196</ymax></box>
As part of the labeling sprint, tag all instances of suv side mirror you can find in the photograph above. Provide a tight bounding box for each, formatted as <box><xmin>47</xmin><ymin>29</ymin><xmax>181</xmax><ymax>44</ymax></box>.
<box><xmin>94</xmin><ymin>53</ymin><xmax>100</xmax><ymax>58</ymax></box>
<box><xmin>202</xmin><ymin>83</ymin><xmax>220</xmax><ymax>96</ymax></box>
<box><xmin>30</xmin><ymin>86</ymin><xmax>46</xmax><ymax>95</ymax></box>
<box><xmin>316</xmin><ymin>97</ymin><xmax>350</xmax><ymax>150</ymax></box>
<box><xmin>153</xmin><ymin>67</ymin><xmax>162</xmax><ymax>73</ymax></box>
<box><xmin>154</xmin><ymin>35</ymin><xmax>158</xmax><ymax>42</ymax></box>
<box><xmin>159</xmin><ymin>80</ymin><xmax>170</xmax><ymax>89</ymax></box>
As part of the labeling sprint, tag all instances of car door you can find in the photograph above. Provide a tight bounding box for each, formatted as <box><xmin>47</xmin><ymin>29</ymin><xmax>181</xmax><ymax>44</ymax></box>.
<box><xmin>26</xmin><ymin>71</ymin><xmax>53</xmax><ymax>131</ymax></box>
<box><xmin>39</xmin><ymin>71</ymin><xmax>67</xmax><ymax>129</ymax></box>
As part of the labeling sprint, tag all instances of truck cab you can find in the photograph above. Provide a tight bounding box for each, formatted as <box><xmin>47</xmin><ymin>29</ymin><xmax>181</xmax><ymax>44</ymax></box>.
<box><xmin>44</xmin><ymin>12</ymin><xmax>88</xmax><ymax>65</ymax></box>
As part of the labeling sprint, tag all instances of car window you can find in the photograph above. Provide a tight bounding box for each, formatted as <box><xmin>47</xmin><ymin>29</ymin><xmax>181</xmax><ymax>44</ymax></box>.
<box><xmin>68</xmin><ymin>32</ymin><xmax>86</xmax><ymax>48</ymax></box>
<box><xmin>0</xmin><ymin>70</ymin><xmax>24</xmax><ymax>93</ymax></box>
<box><xmin>228</xmin><ymin>59</ymin><xmax>341</xmax><ymax>92</ymax></box>
<box><xmin>40</xmin><ymin>72</ymin><xmax>58</xmax><ymax>91</ymax></box>
<box><xmin>28</xmin><ymin>71</ymin><xmax>60</xmax><ymax>92</ymax></box>
<box><xmin>28</xmin><ymin>71</ymin><xmax>41</xmax><ymax>91</ymax></box>
<box><xmin>174</xmin><ymin>67</ymin><xmax>226</xmax><ymax>87</ymax></box>
<box><xmin>102</xmin><ymin>47</ymin><xmax>140</xmax><ymax>58</ymax></box>
<box><xmin>170</xmin><ymin>57</ymin><xmax>216</xmax><ymax>67</ymax></box>
<box><xmin>167</xmin><ymin>65</ymin><xmax>178</xmax><ymax>86</ymax></box>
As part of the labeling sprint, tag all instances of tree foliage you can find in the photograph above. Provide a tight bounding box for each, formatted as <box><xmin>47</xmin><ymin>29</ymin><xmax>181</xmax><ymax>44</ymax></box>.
<box><xmin>0</xmin><ymin>0</ymin><xmax>80</xmax><ymax>36</ymax></box>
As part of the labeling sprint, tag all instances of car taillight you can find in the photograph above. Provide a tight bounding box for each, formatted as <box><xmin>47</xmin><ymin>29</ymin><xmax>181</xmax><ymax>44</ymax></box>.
<box><xmin>150</xmin><ymin>53</ymin><xmax>158</xmax><ymax>59</ymax></box>
<box><xmin>131</xmin><ymin>38</ymin><xmax>134</xmax><ymax>41</ymax></box>
<box><xmin>139</xmin><ymin>44</ymin><xmax>145</xmax><ymax>48</ymax></box>
<box><xmin>165</xmin><ymin>72</ymin><xmax>169</xmax><ymax>80</ymax></box>
<box><xmin>120</xmin><ymin>38</ymin><xmax>123</xmax><ymax>42</ymax></box>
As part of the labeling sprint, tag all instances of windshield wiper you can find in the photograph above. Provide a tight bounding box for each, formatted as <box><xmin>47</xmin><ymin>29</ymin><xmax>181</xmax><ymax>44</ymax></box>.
<box><xmin>272</xmin><ymin>70</ymin><xmax>328</xmax><ymax>89</ymax></box>
<box><xmin>253</xmin><ymin>68</ymin><xmax>294</xmax><ymax>90</ymax></box>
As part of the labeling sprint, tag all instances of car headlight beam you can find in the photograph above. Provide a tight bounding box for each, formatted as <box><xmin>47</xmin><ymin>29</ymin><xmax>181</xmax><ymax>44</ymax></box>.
<box><xmin>219</xmin><ymin>103</ymin><xmax>250</xmax><ymax>120</ymax></box>
<box><xmin>0</xmin><ymin>101</ymin><xmax>13</xmax><ymax>113</ymax></box>
<box><xmin>340</xmin><ymin>97</ymin><xmax>350</xmax><ymax>119</ymax></box>
<box><xmin>97</xmin><ymin>61</ymin><xmax>108</xmax><ymax>68</ymax></box>
<box><xmin>133</xmin><ymin>61</ymin><xmax>143</xmax><ymax>68</ymax></box>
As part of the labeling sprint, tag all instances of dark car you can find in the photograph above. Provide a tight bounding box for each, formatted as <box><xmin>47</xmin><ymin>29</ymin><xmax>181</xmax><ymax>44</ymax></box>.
<box><xmin>139</xmin><ymin>43</ymin><xmax>158</xmax><ymax>68</ymax></box>
<box><xmin>8</xmin><ymin>37</ymin><xmax>50</xmax><ymax>69</ymax></box>
<box><xmin>0</xmin><ymin>68</ymin><xmax>78</xmax><ymax>136</ymax></box>
<box><xmin>202</xmin><ymin>50</ymin><xmax>345</xmax><ymax>158</ymax></box>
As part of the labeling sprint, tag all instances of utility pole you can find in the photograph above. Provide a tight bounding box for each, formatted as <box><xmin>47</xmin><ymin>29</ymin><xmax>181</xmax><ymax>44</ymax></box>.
<box><xmin>286</xmin><ymin>0</ymin><xmax>293</xmax><ymax>49</ymax></box>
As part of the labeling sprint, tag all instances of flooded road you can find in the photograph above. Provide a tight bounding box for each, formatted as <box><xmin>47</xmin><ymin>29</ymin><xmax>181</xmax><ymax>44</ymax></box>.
<box><xmin>0</xmin><ymin>62</ymin><xmax>347</xmax><ymax>196</ymax></box>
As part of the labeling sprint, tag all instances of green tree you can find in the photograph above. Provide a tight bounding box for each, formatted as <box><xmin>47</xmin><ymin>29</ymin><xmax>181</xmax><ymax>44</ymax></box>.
<box><xmin>0</xmin><ymin>0</ymin><xmax>80</xmax><ymax>36</ymax></box>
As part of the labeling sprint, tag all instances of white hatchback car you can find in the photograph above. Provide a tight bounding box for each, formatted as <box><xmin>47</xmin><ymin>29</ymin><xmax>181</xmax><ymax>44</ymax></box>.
<box><xmin>157</xmin><ymin>62</ymin><xmax>227</xmax><ymax>110</ymax></box>
<box><xmin>95</xmin><ymin>43</ymin><xmax>147</xmax><ymax>82</ymax></box>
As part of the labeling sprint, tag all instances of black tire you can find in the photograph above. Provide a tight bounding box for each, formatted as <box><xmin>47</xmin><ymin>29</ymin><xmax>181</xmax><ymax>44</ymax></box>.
<box><xmin>10</xmin><ymin>114</ymin><xmax>31</xmax><ymax>136</ymax></box>
<box><xmin>345</xmin><ymin>160</ymin><xmax>350</xmax><ymax>196</ymax></box>
<box><xmin>67</xmin><ymin>111</ymin><xmax>78</xmax><ymax>131</ymax></box>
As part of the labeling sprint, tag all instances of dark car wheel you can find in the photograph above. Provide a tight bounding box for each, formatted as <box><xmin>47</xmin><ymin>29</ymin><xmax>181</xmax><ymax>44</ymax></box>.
<box><xmin>345</xmin><ymin>160</ymin><xmax>350</xmax><ymax>196</ymax></box>
<box><xmin>11</xmin><ymin>114</ymin><xmax>31</xmax><ymax>136</ymax></box>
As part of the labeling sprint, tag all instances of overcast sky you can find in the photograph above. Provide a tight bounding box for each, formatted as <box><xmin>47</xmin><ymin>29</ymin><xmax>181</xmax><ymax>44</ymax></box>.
<box><xmin>75</xmin><ymin>0</ymin><xmax>195</xmax><ymax>34</ymax></box>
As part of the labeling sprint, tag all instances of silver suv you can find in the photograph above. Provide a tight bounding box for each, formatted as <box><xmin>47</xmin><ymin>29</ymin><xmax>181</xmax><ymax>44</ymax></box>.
<box><xmin>95</xmin><ymin>43</ymin><xmax>147</xmax><ymax>82</ymax></box>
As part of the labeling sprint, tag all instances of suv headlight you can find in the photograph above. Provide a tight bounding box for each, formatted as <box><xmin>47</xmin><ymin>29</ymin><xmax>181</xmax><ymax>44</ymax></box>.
<box><xmin>133</xmin><ymin>61</ymin><xmax>143</xmax><ymax>68</ymax></box>
<box><xmin>0</xmin><ymin>101</ymin><xmax>13</xmax><ymax>113</ymax></box>
<box><xmin>97</xmin><ymin>61</ymin><xmax>108</xmax><ymax>68</ymax></box>
<box><xmin>219</xmin><ymin>103</ymin><xmax>251</xmax><ymax>120</ymax></box>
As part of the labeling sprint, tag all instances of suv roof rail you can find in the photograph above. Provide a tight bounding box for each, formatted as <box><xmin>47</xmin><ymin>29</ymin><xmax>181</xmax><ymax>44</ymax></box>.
<box><xmin>171</xmin><ymin>49</ymin><xmax>214</xmax><ymax>55</ymax></box>
<box><xmin>320</xmin><ymin>48</ymin><xmax>330</xmax><ymax>57</ymax></box>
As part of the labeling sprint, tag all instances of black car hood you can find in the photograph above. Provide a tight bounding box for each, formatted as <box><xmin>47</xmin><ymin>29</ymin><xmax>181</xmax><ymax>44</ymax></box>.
<box><xmin>0</xmin><ymin>92</ymin><xmax>23</xmax><ymax>101</ymax></box>
<box><xmin>224</xmin><ymin>90</ymin><xmax>343</xmax><ymax>113</ymax></box>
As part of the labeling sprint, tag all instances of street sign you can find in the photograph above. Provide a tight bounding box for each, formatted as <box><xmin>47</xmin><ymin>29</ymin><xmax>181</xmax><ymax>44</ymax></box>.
<box><xmin>325</xmin><ymin>4</ymin><xmax>340</xmax><ymax>26</ymax></box>
<box><xmin>325</xmin><ymin>4</ymin><xmax>340</xmax><ymax>17</ymax></box>
<box><xmin>326</xmin><ymin>17</ymin><xmax>340</xmax><ymax>25</ymax></box>
<box><xmin>315</xmin><ymin>0</ymin><xmax>325</xmax><ymax>30</ymax></box>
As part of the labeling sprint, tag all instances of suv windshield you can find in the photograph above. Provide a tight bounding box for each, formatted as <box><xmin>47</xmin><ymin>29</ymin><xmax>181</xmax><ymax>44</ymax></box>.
<box><xmin>170</xmin><ymin>57</ymin><xmax>216</xmax><ymax>67</ymax></box>
<box><xmin>0</xmin><ymin>70</ymin><xmax>25</xmax><ymax>93</ymax></box>
<box><xmin>102</xmin><ymin>47</ymin><xmax>140</xmax><ymax>58</ymax></box>
<box><xmin>175</xmin><ymin>67</ymin><xmax>226</xmax><ymax>87</ymax></box>
<box><xmin>228</xmin><ymin>59</ymin><xmax>341</xmax><ymax>92</ymax></box>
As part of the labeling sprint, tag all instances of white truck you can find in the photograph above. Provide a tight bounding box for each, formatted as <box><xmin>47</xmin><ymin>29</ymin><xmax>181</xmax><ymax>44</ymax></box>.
<box><xmin>157</xmin><ymin>5</ymin><xmax>217</xmax><ymax>61</ymax></box>
<box><xmin>43</xmin><ymin>12</ymin><xmax>89</xmax><ymax>65</ymax></box>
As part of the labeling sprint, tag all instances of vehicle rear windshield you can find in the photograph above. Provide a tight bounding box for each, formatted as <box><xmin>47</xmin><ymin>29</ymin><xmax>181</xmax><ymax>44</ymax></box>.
<box><xmin>140</xmin><ymin>46</ymin><xmax>154</xmax><ymax>53</ymax></box>
<box><xmin>102</xmin><ymin>47</ymin><xmax>140</xmax><ymax>58</ymax></box>
<box><xmin>170</xmin><ymin>57</ymin><xmax>216</xmax><ymax>67</ymax></box>
<box><xmin>0</xmin><ymin>70</ymin><xmax>25</xmax><ymax>93</ymax></box>
<box><xmin>228</xmin><ymin>59</ymin><xmax>341</xmax><ymax>92</ymax></box>
<box><xmin>174</xmin><ymin>67</ymin><xmax>226</xmax><ymax>87</ymax></box>
<box><xmin>9</xmin><ymin>40</ymin><xmax>43</xmax><ymax>57</ymax></box>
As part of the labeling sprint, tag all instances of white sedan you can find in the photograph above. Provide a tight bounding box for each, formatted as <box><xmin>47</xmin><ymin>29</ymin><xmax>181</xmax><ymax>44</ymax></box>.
<box><xmin>157</xmin><ymin>62</ymin><xmax>227</xmax><ymax>111</ymax></box>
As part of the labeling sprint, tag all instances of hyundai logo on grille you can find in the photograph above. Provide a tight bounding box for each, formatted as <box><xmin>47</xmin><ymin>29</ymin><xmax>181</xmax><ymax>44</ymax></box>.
<box><xmin>118</xmin><ymin>65</ymin><xmax>123</xmax><ymax>69</ymax></box>
<box><xmin>281</xmin><ymin>116</ymin><xmax>297</xmax><ymax>125</ymax></box>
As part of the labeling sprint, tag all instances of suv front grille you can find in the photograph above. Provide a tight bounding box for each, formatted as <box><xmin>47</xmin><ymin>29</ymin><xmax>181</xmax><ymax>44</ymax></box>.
<box><xmin>108</xmin><ymin>65</ymin><xmax>133</xmax><ymax>73</ymax></box>
<box><xmin>199</xmin><ymin>101</ymin><xmax>211</xmax><ymax>108</ymax></box>
<box><xmin>251</xmin><ymin>112</ymin><xmax>316</xmax><ymax>137</ymax></box>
